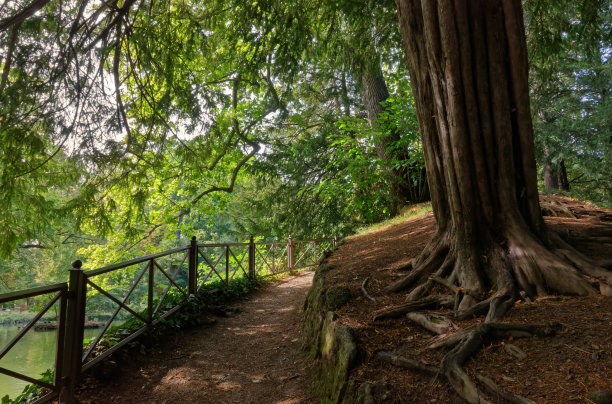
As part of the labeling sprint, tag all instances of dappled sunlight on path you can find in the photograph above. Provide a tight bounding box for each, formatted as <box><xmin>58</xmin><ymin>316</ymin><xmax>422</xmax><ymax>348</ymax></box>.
<box><xmin>76</xmin><ymin>271</ymin><xmax>317</xmax><ymax>403</ymax></box>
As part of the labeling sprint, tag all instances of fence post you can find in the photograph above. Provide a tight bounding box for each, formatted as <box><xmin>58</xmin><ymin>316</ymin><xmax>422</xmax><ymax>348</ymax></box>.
<box><xmin>188</xmin><ymin>236</ymin><xmax>197</xmax><ymax>295</ymax></box>
<box><xmin>225</xmin><ymin>245</ymin><xmax>230</xmax><ymax>285</ymax></box>
<box><xmin>288</xmin><ymin>235</ymin><xmax>294</xmax><ymax>273</ymax></box>
<box><xmin>333</xmin><ymin>234</ymin><xmax>338</xmax><ymax>248</ymax></box>
<box><xmin>272</xmin><ymin>243</ymin><xmax>276</xmax><ymax>274</ymax></box>
<box><xmin>54</xmin><ymin>288</ymin><xmax>68</xmax><ymax>400</ymax></box>
<box><xmin>60</xmin><ymin>260</ymin><xmax>87</xmax><ymax>403</ymax></box>
<box><xmin>148</xmin><ymin>260</ymin><xmax>154</xmax><ymax>324</ymax></box>
<box><xmin>248</xmin><ymin>236</ymin><xmax>255</xmax><ymax>280</ymax></box>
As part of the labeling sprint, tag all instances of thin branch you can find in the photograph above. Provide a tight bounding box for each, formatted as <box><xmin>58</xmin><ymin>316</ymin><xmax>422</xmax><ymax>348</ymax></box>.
<box><xmin>190</xmin><ymin>143</ymin><xmax>260</xmax><ymax>206</ymax></box>
<box><xmin>0</xmin><ymin>0</ymin><xmax>51</xmax><ymax>32</ymax></box>
<box><xmin>18</xmin><ymin>244</ymin><xmax>49</xmax><ymax>249</ymax></box>
<box><xmin>0</xmin><ymin>21</ymin><xmax>21</xmax><ymax>91</ymax></box>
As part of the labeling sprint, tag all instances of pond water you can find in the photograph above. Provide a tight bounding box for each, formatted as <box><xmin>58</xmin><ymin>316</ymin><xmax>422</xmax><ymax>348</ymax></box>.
<box><xmin>0</xmin><ymin>324</ymin><xmax>107</xmax><ymax>398</ymax></box>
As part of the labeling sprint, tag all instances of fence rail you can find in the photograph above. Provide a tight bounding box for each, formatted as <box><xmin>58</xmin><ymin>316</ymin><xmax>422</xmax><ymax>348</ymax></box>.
<box><xmin>0</xmin><ymin>234</ymin><xmax>335</xmax><ymax>403</ymax></box>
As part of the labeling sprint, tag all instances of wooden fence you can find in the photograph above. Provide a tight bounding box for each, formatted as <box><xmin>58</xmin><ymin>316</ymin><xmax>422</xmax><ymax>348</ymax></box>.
<box><xmin>0</xmin><ymin>235</ymin><xmax>336</xmax><ymax>403</ymax></box>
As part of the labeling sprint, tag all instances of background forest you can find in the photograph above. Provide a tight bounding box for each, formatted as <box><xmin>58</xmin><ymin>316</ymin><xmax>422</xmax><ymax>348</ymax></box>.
<box><xmin>0</xmin><ymin>0</ymin><xmax>610</xmax><ymax>292</ymax></box>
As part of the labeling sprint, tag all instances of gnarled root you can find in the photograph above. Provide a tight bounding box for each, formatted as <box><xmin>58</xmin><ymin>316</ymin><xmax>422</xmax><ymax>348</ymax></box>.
<box><xmin>376</xmin><ymin>351</ymin><xmax>438</xmax><ymax>375</ymax></box>
<box><xmin>379</xmin><ymin>209</ymin><xmax>608</xmax><ymax>401</ymax></box>
<box><xmin>405</xmin><ymin>312</ymin><xmax>456</xmax><ymax>335</ymax></box>
<box><xmin>434</xmin><ymin>323</ymin><xmax>559</xmax><ymax>403</ymax></box>
<box><xmin>379</xmin><ymin>323</ymin><xmax>559</xmax><ymax>403</ymax></box>
<box><xmin>476</xmin><ymin>375</ymin><xmax>536</xmax><ymax>404</ymax></box>
<box><xmin>372</xmin><ymin>294</ymin><xmax>453</xmax><ymax>321</ymax></box>
<box><xmin>361</xmin><ymin>277</ymin><xmax>377</xmax><ymax>303</ymax></box>
<box><xmin>386</xmin><ymin>234</ymin><xmax>450</xmax><ymax>293</ymax></box>
<box><xmin>387</xmin><ymin>219</ymin><xmax>608</xmax><ymax>322</ymax></box>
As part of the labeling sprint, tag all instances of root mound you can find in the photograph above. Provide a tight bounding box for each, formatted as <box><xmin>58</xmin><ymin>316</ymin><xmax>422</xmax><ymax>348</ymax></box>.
<box><xmin>327</xmin><ymin>196</ymin><xmax>612</xmax><ymax>403</ymax></box>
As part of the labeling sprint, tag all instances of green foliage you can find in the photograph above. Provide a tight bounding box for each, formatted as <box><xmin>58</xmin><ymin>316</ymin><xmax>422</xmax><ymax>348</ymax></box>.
<box><xmin>526</xmin><ymin>0</ymin><xmax>611</xmax><ymax>205</ymax></box>
<box><xmin>1</xmin><ymin>0</ymin><xmax>610</xmax><ymax>292</ymax></box>
<box><xmin>1</xmin><ymin>369</ymin><xmax>53</xmax><ymax>404</ymax></box>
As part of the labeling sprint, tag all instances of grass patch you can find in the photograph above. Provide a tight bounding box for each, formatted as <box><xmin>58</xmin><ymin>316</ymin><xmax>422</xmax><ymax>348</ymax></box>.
<box><xmin>352</xmin><ymin>202</ymin><xmax>432</xmax><ymax>238</ymax></box>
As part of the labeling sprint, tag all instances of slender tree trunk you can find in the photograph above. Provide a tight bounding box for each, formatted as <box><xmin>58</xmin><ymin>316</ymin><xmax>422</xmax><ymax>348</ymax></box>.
<box><xmin>340</xmin><ymin>71</ymin><xmax>352</xmax><ymax>117</ymax></box>
<box><xmin>558</xmin><ymin>159</ymin><xmax>570</xmax><ymax>191</ymax></box>
<box><xmin>393</xmin><ymin>0</ymin><xmax>610</xmax><ymax>316</ymax></box>
<box><xmin>543</xmin><ymin>162</ymin><xmax>559</xmax><ymax>191</ymax></box>
<box><xmin>361</xmin><ymin>68</ymin><xmax>429</xmax><ymax>212</ymax></box>
<box><xmin>542</xmin><ymin>145</ymin><xmax>559</xmax><ymax>191</ymax></box>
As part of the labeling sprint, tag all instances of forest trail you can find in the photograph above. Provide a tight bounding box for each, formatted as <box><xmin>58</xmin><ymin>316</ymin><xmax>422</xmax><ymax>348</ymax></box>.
<box><xmin>76</xmin><ymin>271</ymin><xmax>317</xmax><ymax>404</ymax></box>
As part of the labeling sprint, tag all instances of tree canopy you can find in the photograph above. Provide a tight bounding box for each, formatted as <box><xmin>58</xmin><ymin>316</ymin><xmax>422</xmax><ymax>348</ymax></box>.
<box><xmin>0</xmin><ymin>0</ymin><xmax>609</xmax><ymax>291</ymax></box>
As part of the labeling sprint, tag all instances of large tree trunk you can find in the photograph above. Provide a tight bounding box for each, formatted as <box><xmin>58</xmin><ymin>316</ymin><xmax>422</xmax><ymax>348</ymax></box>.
<box><xmin>393</xmin><ymin>0</ymin><xmax>610</xmax><ymax>317</ymax></box>
<box><xmin>361</xmin><ymin>68</ymin><xmax>429</xmax><ymax>212</ymax></box>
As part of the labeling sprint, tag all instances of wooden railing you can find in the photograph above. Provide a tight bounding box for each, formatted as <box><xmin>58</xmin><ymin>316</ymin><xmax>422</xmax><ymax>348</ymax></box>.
<box><xmin>0</xmin><ymin>235</ymin><xmax>335</xmax><ymax>403</ymax></box>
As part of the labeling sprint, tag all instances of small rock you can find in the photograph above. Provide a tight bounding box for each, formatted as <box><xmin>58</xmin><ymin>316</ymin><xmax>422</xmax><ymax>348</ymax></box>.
<box><xmin>591</xmin><ymin>390</ymin><xmax>612</xmax><ymax>404</ymax></box>
<box><xmin>591</xmin><ymin>351</ymin><xmax>602</xmax><ymax>361</ymax></box>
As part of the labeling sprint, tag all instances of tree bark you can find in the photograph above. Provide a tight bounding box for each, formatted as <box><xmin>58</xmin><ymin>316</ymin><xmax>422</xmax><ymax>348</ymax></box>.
<box><xmin>558</xmin><ymin>160</ymin><xmax>570</xmax><ymax>191</ymax></box>
<box><xmin>543</xmin><ymin>162</ymin><xmax>559</xmax><ymax>191</ymax></box>
<box><xmin>393</xmin><ymin>0</ymin><xmax>610</xmax><ymax>317</ymax></box>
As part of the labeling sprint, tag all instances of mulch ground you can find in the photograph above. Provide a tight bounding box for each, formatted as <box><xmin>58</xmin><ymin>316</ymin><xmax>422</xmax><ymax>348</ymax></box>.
<box><xmin>327</xmin><ymin>196</ymin><xmax>612</xmax><ymax>403</ymax></box>
<box><xmin>75</xmin><ymin>272</ymin><xmax>318</xmax><ymax>403</ymax></box>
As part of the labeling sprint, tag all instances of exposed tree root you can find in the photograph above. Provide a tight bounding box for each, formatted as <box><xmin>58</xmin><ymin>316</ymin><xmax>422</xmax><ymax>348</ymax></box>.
<box><xmin>539</xmin><ymin>194</ymin><xmax>611</xmax><ymax>220</ymax></box>
<box><xmin>405</xmin><ymin>312</ymin><xmax>455</xmax><ymax>335</ymax></box>
<box><xmin>385</xmin><ymin>222</ymin><xmax>611</xmax><ymax>320</ymax></box>
<box><xmin>476</xmin><ymin>374</ymin><xmax>536</xmax><ymax>404</ymax></box>
<box><xmin>434</xmin><ymin>323</ymin><xmax>559</xmax><ymax>403</ymax></box>
<box><xmin>361</xmin><ymin>277</ymin><xmax>377</xmax><ymax>303</ymax></box>
<box><xmin>379</xmin><ymin>323</ymin><xmax>559</xmax><ymax>403</ymax></box>
<box><xmin>372</xmin><ymin>295</ymin><xmax>454</xmax><ymax>321</ymax></box>
<box><xmin>386</xmin><ymin>236</ymin><xmax>450</xmax><ymax>293</ymax></box>
<box><xmin>376</xmin><ymin>351</ymin><xmax>438</xmax><ymax>375</ymax></box>
<box><xmin>540</xmin><ymin>201</ymin><xmax>577</xmax><ymax>218</ymax></box>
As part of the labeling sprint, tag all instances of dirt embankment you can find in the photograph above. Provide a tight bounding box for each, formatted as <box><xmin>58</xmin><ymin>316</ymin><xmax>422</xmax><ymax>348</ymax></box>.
<box><xmin>316</xmin><ymin>197</ymin><xmax>612</xmax><ymax>403</ymax></box>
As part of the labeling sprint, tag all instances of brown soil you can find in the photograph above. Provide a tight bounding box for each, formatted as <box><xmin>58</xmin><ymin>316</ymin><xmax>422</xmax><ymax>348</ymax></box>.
<box><xmin>328</xmin><ymin>196</ymin><xmax>612</xmax><ymax>403</ymax></box>
<box><xmin>75</xmin><ymin>272</ymin><xmax>317</xmax><ymax>403</ymax></box>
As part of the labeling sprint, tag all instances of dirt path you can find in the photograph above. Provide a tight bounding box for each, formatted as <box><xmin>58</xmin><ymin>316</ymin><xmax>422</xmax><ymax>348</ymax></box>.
<box><xmin>76</xmin><ymin>271</ymin><xmax>317</xmax><ymax>404</ymax></box>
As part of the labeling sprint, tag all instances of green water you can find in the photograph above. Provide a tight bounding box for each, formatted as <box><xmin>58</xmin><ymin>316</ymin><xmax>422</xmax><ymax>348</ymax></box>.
<box><xmin>0</xmin><ymin>324</ymin><xmax>103</xmax><ymax>398</ymax></box>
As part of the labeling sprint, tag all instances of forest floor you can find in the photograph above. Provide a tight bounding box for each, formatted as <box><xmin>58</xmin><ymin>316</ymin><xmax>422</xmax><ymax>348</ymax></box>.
<box><xmin>327</xmin><ymin>195</ymin><xmax>612</xmax><ymax>403</ymax></box>
<box><xmin>75</xmin><ymin>272</ymin><xmax>318</xmax><ymax>403</ymax></box>
<box><xmin>75</xmin><ymin>195</ymin><xmax>611</xmax><ymax>403</ymax></box>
